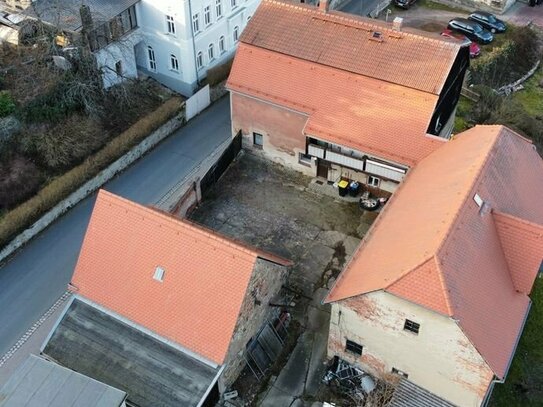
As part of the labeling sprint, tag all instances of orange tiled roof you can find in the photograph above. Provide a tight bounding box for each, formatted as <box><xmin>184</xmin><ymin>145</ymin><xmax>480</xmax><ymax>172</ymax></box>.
<box><xmin>326</xmin><ymin>125</ymin><xmax>543</xmax><ymax>378</ymax></box>
<box><xmin>71</xmin><ymin>190</ymin><xmax>290</xmax><ymax>366</ymax></box>
<box><xmin>228</xmin><ymin>44</ymin><xmax>446</xmax><ymax>166</ymax></box>
<box><xmin>240</xmin><ymin>0</ymin><xmax>461</xmax><ymax>95</ymax></box>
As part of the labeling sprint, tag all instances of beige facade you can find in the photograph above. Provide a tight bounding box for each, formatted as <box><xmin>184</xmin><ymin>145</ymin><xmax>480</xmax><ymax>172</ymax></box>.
<box><xmin>328</xmin><ymin>291</ymin><xmax>494</xmax><ymax>407</ymax></box>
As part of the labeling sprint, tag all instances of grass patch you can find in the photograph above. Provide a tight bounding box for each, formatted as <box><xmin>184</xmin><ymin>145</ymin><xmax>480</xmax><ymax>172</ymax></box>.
<box><xmin>511</xmin><ymin>67</ymin><xmax>543</xmax><ymax>117</ymax></box>
<box><xmin>453</xmin><ymin>96</ymin><xmax>474</xmax><ymax>133</ymax></box>
<box><xmin>490</xmin><ymin>278</ymin><xmax>543</xmax><ymax>406</ymax></box>
<box><xmin>416</xmin><ymin>0</ymin><xmax>467</xmax><ymax>13</ymax></box>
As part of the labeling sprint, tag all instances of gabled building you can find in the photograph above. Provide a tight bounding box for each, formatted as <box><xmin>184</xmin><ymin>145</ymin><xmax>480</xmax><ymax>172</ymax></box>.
<box><xmin>325</xmin><ymin>125</ymin><xmax>543</xmax><ymax>406</ymax></box>
<box><xmin>42</xmin><ymin>190</ymin><xmax>291</xmax><ymax>407</ymax></box>
<box><xmin>226</xmin><ymin>0</ymin><xmax>469</xmax><ymax>192</ymax></box>
<box><xmin>23</xmin><ymin>0</ymin><xmax>257</xmax><ymax>95</ymax></box>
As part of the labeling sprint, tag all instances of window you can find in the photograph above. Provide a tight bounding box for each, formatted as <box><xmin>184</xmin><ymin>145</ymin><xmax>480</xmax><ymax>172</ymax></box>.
<box><xmin>367</xmin><ymin>175</ymin><xmax>380</xmax><ymax>187</ymax></box>
<box><xmin>404</xmin><ymin>319</ymin><xmax>420</xmax><ymax>334</ymax></box>
<box><xmin>216</xmin><ymin>0</ymin><xmax>223</xmax><ymax>18</ymax></box>
<box><xmin>166</xmin><ymin>15</ymin><xmax>175</xmax><ymax>34</ymax></box>
<box><xmin>208</xmin><ymin>43</ymin><xmax>215</xmax><ymax>61</ymax></box>
<box><xmin>231</xmin><ymin>0</ymin><xmax>237</xmax><ymax>8</ymax></box>
<box><xmin>392</xmin><ymin>368</ymin><xmax>409</xmax><ymax>379</ymax></box>
<box><xmin>219</xmin><ymin>35</ymin><xmax>225</xmax><ymax>53</ymax></box>
<box><xmin>153</xmin><ymin>266</ymin><xmax>165</xmax><ymax>282</ymax></box>
<box><xmin>204</xmin><ymin>5</ymin><xmax>212</xmax><ymax>25</ymax></box>
<box><xmin>233</xmin><ymin>25</ymin><xmax>239</xmax><ymax>42</ymax></box>
<box><xmin>247</xmin><ymin>15</ymin><xmax>252</xmax><ymax>21</ymax></box>
<box><xmin>197</xmin><ymin>51</ymin><xmax>203</xmax><ymax>69</ymax></box>
<box><xmin>345</xmin><ymin>339</ymin><xmax>363</xmax><ymax>355</ymax></box>
<box><xmin>170</xmin><ymin>54</ymin><xmax>179</xmax><ymax>71</ymax></box>
<box><xmin>147</xmin><ymin>46</ymin><xmax>156</xmax><ymax>71</ymax></box>
<box><xmin>253</xmin><ymin>132</ymin><xmax>263</xmax><ymax>148</ymax></box>
<box><xmin>299</xmin><ymin>152</ymin><xmax>311</xmax><ymax>165</ymax></box>
<box><xmin>115</xmin><ymin>61</ymin><xmax>122</xmax><ymax>76</ymax></box>
<box><xmin>192</xmin><ymin>13</ymin><xmax>200</xmax><ymax>33</ymax></box>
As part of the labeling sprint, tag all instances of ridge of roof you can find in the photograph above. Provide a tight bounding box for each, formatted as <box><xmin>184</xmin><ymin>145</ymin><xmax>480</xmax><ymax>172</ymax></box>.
<box><xmin>147</xmin><ymin>205</ymin><xmax>292</xmax><ymax>267</ymax></box>
<box><xmin>240</xmin><ymin>0</ymin><xmax>461</xmax><ymax>95</ymax></box>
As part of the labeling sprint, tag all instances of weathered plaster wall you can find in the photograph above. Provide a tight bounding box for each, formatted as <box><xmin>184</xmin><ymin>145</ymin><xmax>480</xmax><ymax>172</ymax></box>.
<box><xmin>230</xmin><ymin>92</ymin><xmax>315</xmax><ymax>176</ymax></box>
<box><xmin>327</xmin><ymin>291</ymin><xmax>494</xmax><ymax>407</ymax></box>
<box><xmin>219</xmin><ymin>258</ymin><xmax>288</xmax><ymax>390</ymax></box>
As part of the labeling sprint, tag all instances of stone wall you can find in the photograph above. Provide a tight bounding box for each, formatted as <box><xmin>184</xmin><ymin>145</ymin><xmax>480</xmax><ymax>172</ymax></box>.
<box><xmin>219</xmin><ymin>258</ymin><xmax>288</xmax><ymax>390</ymax></box>
<box><xmin>327</xmin><ymin>291</ymin><xmax>494</xmax><ymax>406</ymax></box>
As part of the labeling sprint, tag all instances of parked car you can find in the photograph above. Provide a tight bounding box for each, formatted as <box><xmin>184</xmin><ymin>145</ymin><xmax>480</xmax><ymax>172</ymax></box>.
<box><xmin>447</xmin><ymin>18</ymin><xmax>493</xmax><ymax>44</ymax></box>
<box><xmin>441</xmin><ymin>29</ymin><xmax>481</xmax><ymax>58</ymax></box>
<box><xmin>393</xmin><ymin>0</ymin><xmax>417</xmax><ymax>9</ymax></box>
<box><xmin>468</xmin><ymin>11</ymin><xmax>506</xmax><ymax>33</ymax></box>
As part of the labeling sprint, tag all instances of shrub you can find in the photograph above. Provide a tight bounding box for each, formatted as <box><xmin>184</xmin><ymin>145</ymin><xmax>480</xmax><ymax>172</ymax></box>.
<box><xmin>469</xmin><ymin>86</ymin><xmax>503</xmax><ymax>124</ymax></box>
<box><xmin>0</xmin><ymin>156</ymin><xmax>44</xmax><ymax>210</ymax></box>
<box><xmin>23</xmin><ymin>115</ymin><xmax>108</xmax><ymax>171</ymax></box>
<box><xmin>489</xmin><ymin>99</ymin><xmax>543</xmax><ymax>144</ymax></box>
<box><xmin>0</xmin><ymin>91</ymin><xmax>16</xmax><ymax>118</ymax></box>
<box><xmin>206</xmin><ymin>57</ymin><xmax>234</xmax><ymax>87</ymax></box>
<box><xmin>0</xmin><ymin>97</ymin><xmax>182</xmax><ymax>248</ymax></box>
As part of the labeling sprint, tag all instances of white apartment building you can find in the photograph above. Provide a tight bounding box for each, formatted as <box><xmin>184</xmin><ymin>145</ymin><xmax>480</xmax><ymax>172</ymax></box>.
<box><xmin>15</xmin><ymin>0</ymin><xmax>258</xmax><ymax>96</ymax></box>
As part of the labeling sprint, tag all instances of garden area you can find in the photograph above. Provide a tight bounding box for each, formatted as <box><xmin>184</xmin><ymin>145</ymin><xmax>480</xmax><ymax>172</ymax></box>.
<box><xmin>0</xmin><ymin>38</ymin><xmax>180</xmax><ymax>249</ymax></box>
<box><xmin>454</xmin><ymin>24</ymin><xmax>543</xmax><ymax>149</ymax></box>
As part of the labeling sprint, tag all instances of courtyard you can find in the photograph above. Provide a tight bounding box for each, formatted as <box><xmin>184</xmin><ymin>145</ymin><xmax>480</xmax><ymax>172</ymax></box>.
<box><xmin>189</xmin><ymin>152</ymin><xmax>376</xmax><ymax>405</ymax></box>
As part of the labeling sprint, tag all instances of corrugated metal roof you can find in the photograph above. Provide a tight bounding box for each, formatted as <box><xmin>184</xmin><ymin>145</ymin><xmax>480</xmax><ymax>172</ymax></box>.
<box><xmin>389</xmin><ymin>378</ymin><xmax>458</xmax><ymax>407</ymax></box>
<box><xmin>0</xmin><ymin>355</ymin><xmax>126</xmax><ymax>407</ymax></box>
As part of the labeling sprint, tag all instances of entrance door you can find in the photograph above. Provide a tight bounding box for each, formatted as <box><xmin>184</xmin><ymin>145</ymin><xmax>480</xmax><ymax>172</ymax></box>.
<box><xmin>317</xmin><ymin>159</ymin><xmax>329</xmax><ymax>179</ymax></box>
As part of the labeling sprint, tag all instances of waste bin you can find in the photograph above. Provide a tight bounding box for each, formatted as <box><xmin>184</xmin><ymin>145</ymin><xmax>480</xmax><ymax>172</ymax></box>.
<box><xmin>338</xmin><ymin>180</ymin><xmax>349</xmax><ymax>197</ymax></box>
<box><xmin>349</xmin><ymin>181</ymin><xmax>360</xmax><ymax>197</ymax></box>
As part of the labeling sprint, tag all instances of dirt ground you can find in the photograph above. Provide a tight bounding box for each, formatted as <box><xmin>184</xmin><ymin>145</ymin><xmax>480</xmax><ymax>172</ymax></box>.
<box><xmin>189</xmin><ymin>152</ymin><xmax>375</xmax><ymax>406</ymax></box>
<box><xmin>189</xmin><ymin>152</ymin><xmax>370</xmax><ymax>297</ymax></box>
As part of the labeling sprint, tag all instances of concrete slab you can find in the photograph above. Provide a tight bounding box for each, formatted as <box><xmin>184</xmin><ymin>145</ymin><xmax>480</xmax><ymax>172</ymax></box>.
<box><xmin>305</xmin><ymin>330</ymin><xmax>329</xmax><ymax>398</ymax></box>
<box><xmin>343</xmin><ymin>235</ymin><xmax>362</xmax><ymax>256</ymax></box>
<box><xmin>316</xmin><ymin>230</ymin><xmax>348</xmax><ymax>249</ymax></box>
<box><xmin>274</xmin><ymin>332</ymin><xmax>313</xmax><ymax>396</ymax></box>
<box><xmin>259</xmin><ymin>386</ymin><xmax>296</xmax><ymax>407</ymax></box>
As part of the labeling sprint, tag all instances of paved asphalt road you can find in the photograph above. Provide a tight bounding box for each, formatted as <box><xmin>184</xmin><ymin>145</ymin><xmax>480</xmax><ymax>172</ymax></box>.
<box><xmin>338</xmin><ymin>0</ymin><xmax>386</xmax><ymax>17</ymax></box>
<box><xmin>0</xmin><ymin>97</ymin><xmax>231</xmax><ymax>357</ymax></box>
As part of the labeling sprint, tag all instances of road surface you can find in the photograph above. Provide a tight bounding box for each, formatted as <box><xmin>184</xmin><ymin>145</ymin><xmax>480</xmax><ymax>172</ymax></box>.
<box><xmin>0</xmin><ymin>97</ymin><xmax>231</xmax><ymax>356</ymax></box>
<box><xmin>338</xmin><ymin>0</ymin><xmax>385</xmax><ymax>17</ymax></box>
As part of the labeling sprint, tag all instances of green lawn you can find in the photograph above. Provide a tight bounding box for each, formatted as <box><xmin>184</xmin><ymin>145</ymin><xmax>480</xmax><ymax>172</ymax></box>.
<box><xmin>490</xmin><ymin>277</ymin><xmax>543</xmax><ymax>406</ymax></box>
<box><xmin>511</xmin><ymin>68</ymin><xmax>543</xmax><ymax>117</ymax></box>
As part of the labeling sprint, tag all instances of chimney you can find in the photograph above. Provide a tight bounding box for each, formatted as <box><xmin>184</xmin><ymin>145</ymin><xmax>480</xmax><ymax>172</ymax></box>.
<box><xmin>393</xmin><ymin>16</ymin><xmax>403</xmax><ymax>31</ymax></box>
<box><xmin>318</xmin><ymin>0</ymin><xmax>329</xmax><ymax>13</ymax></box>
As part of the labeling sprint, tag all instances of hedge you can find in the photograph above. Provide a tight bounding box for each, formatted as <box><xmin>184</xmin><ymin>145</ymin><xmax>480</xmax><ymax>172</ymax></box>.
<box><xmin>0</xmin><ymin>96</ymin><xmax>183</xmax><ymax>250</ymax></box>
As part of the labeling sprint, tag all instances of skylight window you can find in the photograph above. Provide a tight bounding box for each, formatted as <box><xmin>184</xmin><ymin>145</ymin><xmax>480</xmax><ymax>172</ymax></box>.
<box><xmin>153</xmin><ymin>266</ymin><xmax>165</xmax><ymax>282</ymax></box>
<box><xmin>473</xmin><ymin>193</ymin><xmax>483</xmax><ymax>207</ymax></box>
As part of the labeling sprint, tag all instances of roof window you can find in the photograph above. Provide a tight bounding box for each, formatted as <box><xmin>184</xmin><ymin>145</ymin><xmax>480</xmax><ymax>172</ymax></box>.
<box><xmin>153</xmin><ymin>266</ymin><xmax>165</xmax><ymax>282</ymax></box>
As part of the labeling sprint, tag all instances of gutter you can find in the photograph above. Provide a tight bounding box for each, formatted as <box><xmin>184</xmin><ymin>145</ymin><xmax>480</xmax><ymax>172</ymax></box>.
<box><xmin>187</xmin><ymin>0</ymin><xmax>200</xmax><ymax>90</ymax></box>
<box><xmin>196</xmin><ymin>364</ymin><xmax>225</xmax><ymax>407</ymax></box>
<box><xmin>482</xmin><ymin>300</ymin><xmax>532</xmax><ymax>406</ymax></box>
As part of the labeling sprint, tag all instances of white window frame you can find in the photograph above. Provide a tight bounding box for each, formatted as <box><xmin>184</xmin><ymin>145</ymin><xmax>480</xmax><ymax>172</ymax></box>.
<box><xmin>253</xmin><ymin>132</ymin><xmax>263</xmax><ymax>148</ymax></box>
<box><xmin>208</xmin><ymin>43</ymin><xmax>215</xmax><ymax>61</ymax></box>
<box><xmin>216</xmin><ymin>0</ymin><xmax>223</xmax><ymax>18</ymax></box>
<box><xmin>368</xmin><ymin>175</ymin><xmax>380</xmax><ymax>187</ymax></box>
<box><xmin>147</xmin><ymin>46</ymin><xmax>156</xmax><ymax>71</ymax></box>
<box><xmin>219</xmin><ymin>35</ymin><xmax>225</xmax><ymax>53</ymax></box>
<box><xmin>192</xmin><ymin>13</ymin><xmax>200</xmax><ymax>33</ymax></box>
<box><xmin>204</xmin><ymin>5</ymin><xmax>212</xmax><ymax>26</ymax></box>
<box><xmin>166</xmin><ymin>15</ymin><xmax>175</xmax><ymax>34</ymax></box>
<box><xmin>170</xmin><ymin>54</ymin><xmax>179</xmax><ymax>72</ymax></box>
<box><xmin>196</xmin><ymin>51</ymin><xmax>204</xmax><ymax>69</ymax></box>
<box><xmin>231</xmin><ymin>0</ymin><xmax>237</xmax><ymax>8</ymax></box>
<box><xmin>153</xmin><ymin>266</ymin><xmax>165</xmax><ymax>282</ymax></box>
<box><xmin>233</xmin><ymin>25</ymin><xmax>239</xmax><ymax>42</ymax></box>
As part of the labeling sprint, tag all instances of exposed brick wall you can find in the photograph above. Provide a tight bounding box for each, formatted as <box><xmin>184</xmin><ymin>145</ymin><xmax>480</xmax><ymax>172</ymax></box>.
<box><xmin>219</xmin><ymin>258</ymin><xmax>288</xmax><ymax>390</ymax></box>
<box><xmin>327</xmin><ymin>292</ymin><xmax>494</xmax><ymax>406</ymax></box>
<box><xmin>230</xmin><ymin>92</ymin><xmax>315</xmax><ymax>175</ymax></box>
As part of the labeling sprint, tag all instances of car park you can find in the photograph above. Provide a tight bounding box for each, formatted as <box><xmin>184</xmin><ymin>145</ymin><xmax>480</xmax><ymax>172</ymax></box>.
<box><xmin>441</xmin><ymin>29</ymin><xmax>481</xmax><ymax>58</ymax></box>
<box><xmin>393</xmin><ymin>0</ymin><xmax>417</xmax><ymax>9</ymax></box>
<box><xmin>468</xmin><ymin>11</ymin><xmax>506</xmax><ymax>33</ymax></box>
<box><xmin>447</xmin><ymin>18</ymin><xmax>493</xmax><ymax>44</ymax></box>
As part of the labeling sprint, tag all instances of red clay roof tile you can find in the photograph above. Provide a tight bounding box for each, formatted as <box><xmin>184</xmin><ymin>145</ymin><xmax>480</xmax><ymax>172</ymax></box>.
<box><xmin>326</xmin><ymin>125</ymin><xmax>543</xmax><ymax>378</ymax></box>
<box><xmin>71</xmin><ymin>190</ymin><xmax>289</xmax><ymax>365</ymax></box>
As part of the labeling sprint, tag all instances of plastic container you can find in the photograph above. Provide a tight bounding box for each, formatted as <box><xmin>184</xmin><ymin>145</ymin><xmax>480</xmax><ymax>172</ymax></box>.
<box><xmin>338</xmin><ymin>180</ymin><xmax>349</xmax><ymax>197</ymax></box>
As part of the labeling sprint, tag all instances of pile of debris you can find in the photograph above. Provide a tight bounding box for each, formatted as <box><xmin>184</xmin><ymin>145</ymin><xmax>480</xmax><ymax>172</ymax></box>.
<box><xmin>323</xmin><ymin>357</ymin><xmax>376</xmax><ymax>404</ymax></box>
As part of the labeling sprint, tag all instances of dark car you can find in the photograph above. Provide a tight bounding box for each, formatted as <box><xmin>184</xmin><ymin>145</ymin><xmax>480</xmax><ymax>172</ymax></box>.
<box><xmin>447</xmin><ymin>18</ymin><xmax>493</xmax><ymax>44</ymax></box>
<box><xmin>468</xmin><ymin>11</ymin><xmax>506</xmax><ymax>33</ymax></box>
<box><xmin>394</xmin><ymin>0</ymin><xmax>417</xmax><ymax>9</ymax></box>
